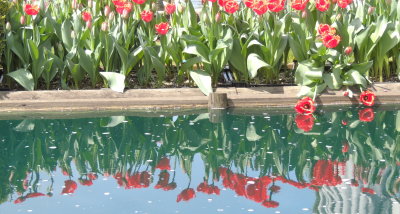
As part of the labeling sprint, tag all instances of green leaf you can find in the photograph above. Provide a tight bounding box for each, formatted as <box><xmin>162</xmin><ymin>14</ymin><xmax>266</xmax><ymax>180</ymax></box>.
<box><xmin>247</xmin><ymin>53</ymin><xmax>271</xmax><ymax>79</ymax></box>
<box><xmin>351</xmin><ymin>61</ymin><xmax>373</xmax><ymax>75</ymax></box>
<box><xmin>295</xmin><ymin>60</ymin><xmax>324</xmax><ymax>86</ymax></box>
<box><xmin>7</xmin><ymin>69</ymin><xmax>34</xmax><ymax>91</ymax></box>
<box><xmin>189</xmin><ymin>70</ymin><xmax>213</xmax><ymax>96</ymax></box>
<box><xmin>346</xmin><ymin>69</ymin><xmax>367</xmax><ymax>88</ymax></box>
<box><xmin>6</xmin><ymin>32</ymin><xmax>28</xmax><ymax>65</ymax></box>
<box><xmin>61</xmin><ymin>20</ymin><xmax>73</xmax><ymax>52</ymax></box>
<box><xmin>183</xmin><ymin>41</ymin><xmax>210</xmax><ymax>64</ymax></box>
<box><xmin>100</xmin><ymin>72</ymin><xmax>126</xmax><ymax>93</ymax></box>
<box><xmin>229</xmin><ymin>38</ymin><xmax>247</xmax><ymax>75</ymax></box>
<box><xmin>181</xmin><ymin>57</ymin><xmax>202</xmax><ymax>71</ymax></box>
<box><xmin>323</xmin><ymin>67</ymin><xmax>343</xmax><ymax>89</ymax></box>
<box><xmin>288</xmin><ymin>35</ymin><xmax>306</xmax><ymax>61</ymax></box>
<box><xmin>27</xmin><ymin>39</ymin><xmax>39</xmax><ymax>61</ymax></box>
<box><xmin>370</xmin><ymin>16</ymin><xmax>388</xmax><ymax>43</ymax></box>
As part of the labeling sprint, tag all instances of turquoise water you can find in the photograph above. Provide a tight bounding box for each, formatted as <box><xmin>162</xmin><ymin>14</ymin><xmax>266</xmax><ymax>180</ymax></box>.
<box><xmin>0</xmin><ymin>106</ymin><xmax>399</xmax><ymax>214</ymax></box>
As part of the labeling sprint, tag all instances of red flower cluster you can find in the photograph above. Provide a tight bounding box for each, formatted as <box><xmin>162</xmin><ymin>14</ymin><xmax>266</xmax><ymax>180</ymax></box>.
<box><xmin>112</xmin><ymin>0</ymin><xmax>133</xmax><ymax>14</ymax></box>
<box><xmin>252</xmin><ymin>0</ymin><xmax>268</xmax><ymax>15</ymax></box>
<box><xmin>176</xmin><ymin>188</ymin><xmax>196</xmax><ymax>202</ymax></box>
<box><xmin>156</xmin><ymin>157</ymin><xmax>171</xmax><ymax>170</ymax></box>
<box><xmin>291</xmin><ymin>0</ymin><xmax>309</xmax><ymax>11</ymax></box>
<box><xmin>358</xmin><ymin>108</ymin><xmax>374</xmax><ymax>122</ymax></box>
<box><xmin>197</xmin><ymin>182</ymin><xmax>221</xmax><ymax>195</ymax></box>
<box><xmin>141</xmin><ymin>10</ymin><xmax>153</xmax><ymax>23</ymax></box>
<box><xmin>61</xmin><ymin>180</ymin><xmax>78</xmax><ymax>194</ymax></box>
<box><xmin>267</xmin><ymin>0</ymin><xmax>285</xmax><ymax>12</ymax></box>
<box><xmin>224</xmin><ymin>0</ymin><xmax>239</xmax><ymax>14</ymax></box>
<box><xmin>359</xmin><ymin>90</ymin><xmax>375</xmax><ymax>106</ymax></box>
<box><xmin>318</xmin><ymin>24</ymin><xmax>340</xmax><ymax>48</ymax></box>
<box><xmin>154</xmin><ymin>171</ymin><xmax>176</xmax><ymax>191</ymax></box>
<box><xmin>361</xmin><ymin>187</ymin><xmax>376</xmax><ymax>195</ymax></box>
<box><xmin>294</xmin><ymin>97</ymin><xmax>316</xmax><ymax>114</ymax></box>
<box><xmin>310</xmin><ymin>160</ymin><xmax>343</xmax><ymax>186</ymax></box>
<box><xmin>14</xmin><ymin>192</ymin><xmax>47</xmax><ymax>204</ymax></box>
<box><xmin>25</xmin><ymin>4</ymin><xmax>40</xmax><ymax>16</ymax></box>
<box><xmin>155</xmin><ymin>22</ymin><xmax>170</xmax><ymax>35</ymax></box>
<box><xmin>316</xmin><ymin>0</ymin><xmax>330</xmax><ymax>12</ymax></box>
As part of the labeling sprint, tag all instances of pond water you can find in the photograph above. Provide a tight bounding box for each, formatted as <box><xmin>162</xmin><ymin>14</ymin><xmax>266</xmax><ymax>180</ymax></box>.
<box><xmin>0</xmin><ymin>106</ymin><xmax>399</xmax><ymax>214</ymax></box>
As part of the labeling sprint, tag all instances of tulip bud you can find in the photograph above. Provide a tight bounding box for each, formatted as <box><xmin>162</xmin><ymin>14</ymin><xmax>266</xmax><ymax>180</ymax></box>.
<box><xmin>20</xmin><ymin>15</ymin><xmax>25</xmax><ymax>25</ymax></box>
<box><xmin>88</xmin><ymin>0</ymin><xmax>93</xmax><ymax>8</ymax></box>
<box><xmin>86</xmin><ymin>20</ymin><xmax>92</xmax><ymax>29</ymax></box>
<box><xmin>301</xmin><ymin>10</ymin><xmax>307</xmax><ymax>19</ymax></box>
<box><xmin>121</xmin><ymin>9</ymin><xmax>129</xmax><ymax>19</ymax></box>
<box><xmin>104</xmin><ymin>5</ymin><xmax>111</xmax><ymax>17</ymax></box>
<box><xmin>344</xmin><ymin>46</ymin><xmax>353</xmax><ymax>55</ymax></box>
<box><xmin>72</xmin><ymin>0</ymin><xmax>77</xmax><ymax>9</ymax></box>
<box><xmin>57</xmin><ymin>43</ymin><xmax>64</xmax><ymax>52</ymax></box>
<box><xmin>215</xmin><ymin>12</ymin><xmax>221</xmax><ymax>23</ymax></box>
<box><xmin>177</xmin><ymin>4</ymin><xmax>185</xmax><ymax>13</ymax></box>
<box><xmin>151</xmin><ymin>3</ymin><xmax>157</xmax><ymax>12</ymax></box>
<box><xmin>108</xmin><ymin>11</ymin><xmax>115</xmax><ymax>21</ymax></box>
<box><xmin>101</xmin><ymin>21</ymin><xmax>108</xmax><ymax>31</ymax></box>
<box><xmin>368</xmin><ymin>6</ymin><xmax>375</xmax><ymax>15</ymax></box>
<box><xmin>71</xmin><ymin>31</ymin><xmax>76</xmax><ymax>39</ymax></box>
<box><xmin>6</xmin><ymin>22</ymin><xmax>11</xmax><ymax>31</ymax></box>
<box><xmin>336</xmin><ymin>13</ymin><xmax>342</xmax><ymax>21</ymax></box>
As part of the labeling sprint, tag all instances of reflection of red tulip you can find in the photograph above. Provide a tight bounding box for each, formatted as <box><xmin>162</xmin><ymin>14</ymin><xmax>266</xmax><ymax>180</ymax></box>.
<box><xmin>88</xmin><ymin>173</ymin><xmax>98</xmax><ymax>180</ymax></box>
<box><xmin>79</xmin><ymin>179</ymin><xmax>93</xmax><ymax>186</ymax></box>
<box><xmin>177</xmin><ymin>188</ymin><xmax>196</xmax><ymax>202</ymax></box>
<box><xmin>311</xmin><ymin>160</ymin><xmax>342</xmax><ymax>186</ymax></box>
<box><xmin>164</xmin><ymin>182</ymin><xmax>177</xmax><ymax>191</ymax></box>
<box><xmin>246</xmin><ymin>180</ymin><xmax>268</xmax><ymax>202</ymax></box>
<box><xmin>14</xmin><ymin>196</ymin><xmax>26</xmax><ymax>204</ymax></box>
<box><xmin>62</xmin><ymin>170</ymin><xmax>70</xmax><ymax>176</ymax></box>
<box><xmin>359</xmin><ymin>108</ymin><xmax>374</xmax><ymax>122</ymax></box>
<box><xmin>362</xmin><ymin>187</ymin><xmax>375</xmax><ymax>194</ymax></box>
<box><xmin>342</xmin><ymin>142</ymin><xmax>349</xmax><ymax>153</ymax></box>
<box><xmin>62</xmin><ymin>180</ymin><xmax>78</xmax><ymax>194</ymax></box>
<box><xmin>197</xmin><ymin>182</ymin><xmax>220</xmax><ymax>195</ymax></box>
<box><xmin>262</xmin><ymin>200</ymin><xmax>279</xmax><ymax>208</ymax></box>
<box><xmin>26</xmin><ymin>192</ymin><xmax>46</xmax><ymax>198</ymax></box>
<box><xmin>155</xmin><ymin>171</ymin><xmax>170</xmax><ymax>189</ymax></box>
<box><xmin>269</xmin><ymin>185</ymin><xmax>281</xmax><ymax>193</ymax></box>
<box><xmin>156</xmin><ymin>157</ymin><xmax>171</xmax><ymax>170</ymax></box>
<box><xmin>295</xmin><ymin>114</ymin><xmax>314</xmax><ymax>132</ymax></box>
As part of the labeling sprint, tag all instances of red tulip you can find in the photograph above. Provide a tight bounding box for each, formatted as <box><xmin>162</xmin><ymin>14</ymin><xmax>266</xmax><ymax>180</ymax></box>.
<box><xmin>252</xmin><ymin>0</ymin><xmax>268</xmax><ymax>15</ymax></box>
<box><xmin>156</xmin><ymin>157</ymin><xmax>171</xmax><ymax>170</ymax></box>
<box><xmin>291</xmin><ymin>0</ymin><xmax>309</xmax><ymax>10</ymax></box>
<box><xmin>294</xmin><ymin>97</ymin><xmax>316</xmax><ymax>114</ymax></box>
<box><xmin>20</xmin><ymin>15</ymin><xmax>26</xmax><ymax>25</ymax></box>
<box><xmin>218</xmin><ymin>0</ymin><xmax>228</xmax><ymax>7</ymax></box>
<box><xmin>337</xmin><ymin>0</ymin><xmax>351</xmax><ymax>8</ymax></box>
<box><xmin>267</xmin><ymin>0</ymin><xmax>285</xmax><ymax>12</ymax></box>
<box><xmin>359</xmin><ymin>90</ymin><xmax>375</xmax><ymax>106</ymax></box>
<box><xmin>318</xmin><ymin>24</ymin><xmax>336</xmax><ymax>36</ymax></box>
<box><xmin>155</xmin><ymin>22</ymin><xmax>170</xmax><ymax>35</ymax></box>
<box><xmin>177</xmin><ymin>188</ymin><xmax>196</xmax><ymax>202</ymax></box>
<box><xmin>113</xmin><ymin>0</ymin><xmax>132</xmax><ymax>14</ymax></box>
<box><xmin>61</xmin><ymin>180</ymin><xmax>78</xmax><ymax>194</ymax></box>
<box><xmin>262</xmin><ymin>200</ymin><xmax>279</xmax><ymax>208</ymax></box>
<box><xmin>141</xmin><ymin>10</ymin><xmax>153</xmax><ymax>23</ymax></box>
<box><xmin>82</xmin><ymin>11</ymin><xmax>92</xmax><ymax>22</ymax></box>
<box><xmin>311</xmin><ymin>160</ymin><xmax>343</xmax><ymax>186</ymax></box>
<box><xmin>209</xmin><ymin>0</ymin><xmax>217</xmax><ymax>2</ymax></box>
<box><xmin>165</xmin><ymin>3</ymin><xmax>176</xmax><ymax>15</ymax></box>
<box><xmin>341</xmin><ymin>120</ymin><xmax>347</xmax><ymax>125</ymax></box>
<box><xmin>358</xmin><ymin>108</ymin><xmax>374</xmax><ymax>122</ymax></box>
<box><xmin>243</xmin><ymin>0</ymin><xmax>255</xmax><ymax>8</ymax></box>
<box><xmin>316</xmin><ymin>0</ymin><xmax>330</xmax><ymax>11</ymax></box>
<box><xmin>25</xmin><ymin>4</ymin><xmax>40</xmax><ymax>16</ymax></box>
<box><xmin>133</xmin><ymin>0</ymin><xmax>147</xmax><ymax>4</ymax></box>
<box><xmin>322</xmin><ymin>34</ymin><xmax>341</xmax><ymax>48</ymax></box>
<box><xmin>224</xmin><ymin>0</ymin><xmax>239</xmax><ymax>14</ymax></box>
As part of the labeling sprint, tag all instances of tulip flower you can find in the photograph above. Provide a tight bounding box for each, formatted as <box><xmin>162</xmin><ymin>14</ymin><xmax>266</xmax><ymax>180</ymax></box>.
<box><xmin>24</xmin><ymin>4</ymin><xmax>40</xmax><ymax>16</ymax></box>
<box><xmin>294</xmin><ymin>97</ymin><xmax>316</xmax><ymax>114</ymax></box>
<box><xmin>155</xmin><ymin>22</ymin><xmax>170</xmax><ymax>35</ymax></box>
<box><xmin>359</xmin><ymin>90</ymin><xmax>376</xmax><ymax>106</ymax></box>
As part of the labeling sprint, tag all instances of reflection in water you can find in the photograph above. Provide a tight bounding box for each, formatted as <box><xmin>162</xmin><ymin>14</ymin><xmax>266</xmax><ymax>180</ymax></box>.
<box><xmin>0</xmin><ymin>107</ymin><xmax>399</xmax><ymax>213</ymax></box>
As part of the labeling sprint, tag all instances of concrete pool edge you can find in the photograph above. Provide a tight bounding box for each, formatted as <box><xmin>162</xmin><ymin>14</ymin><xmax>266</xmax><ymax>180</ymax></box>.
<box><xmin>0</xmin><ymin>82</ymin><xmax>399</xmax><ymax>117</ymax></box>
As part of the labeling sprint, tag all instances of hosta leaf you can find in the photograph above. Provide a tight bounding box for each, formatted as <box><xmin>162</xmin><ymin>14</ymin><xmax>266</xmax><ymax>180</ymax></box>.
<box><xmin>7</xmin><ymin>69</ymin><xmax>34</xmax><ymax>91</ymax></box>
<box><xmin>189</xmin><ymin>70</ymin><xmax>213</xmax><ymax>96</ymax></box>
<box><xmin>100</xmin><ymin>72</ymin><xmax>125</xmax><ymax>93</ymax></box>
<box><xmin>247</xmin><ymin>53</ymin><xmax>271</xmax><ymax>79</ymax></box>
